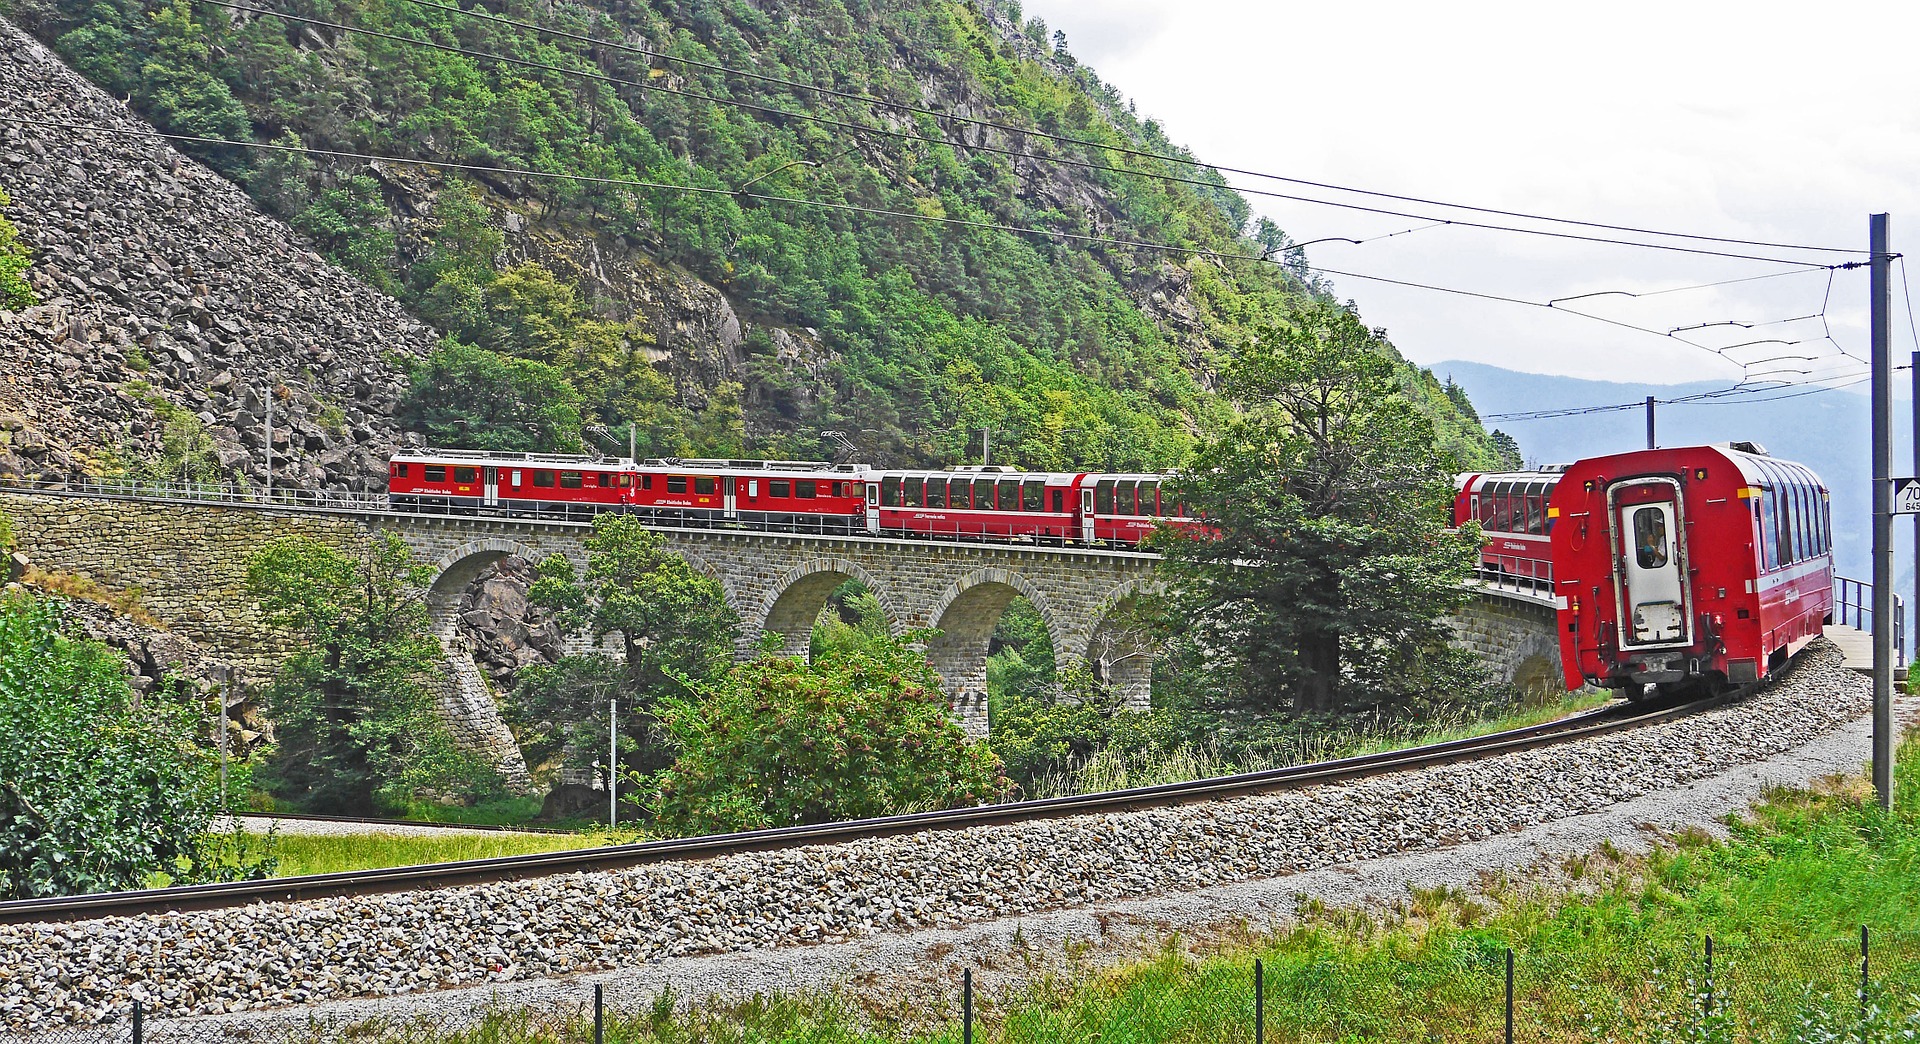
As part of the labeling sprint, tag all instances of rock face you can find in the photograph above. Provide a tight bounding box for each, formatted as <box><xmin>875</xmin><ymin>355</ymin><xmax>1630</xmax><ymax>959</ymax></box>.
<box><xmin>0</xmin><ymin>18</ymin><xmax>438</xmax><ymax>491</ymax></box>
<box><xmin>454</xmin><ymin>556</ymin><xmax>564</xmax><ymax>689</ymax></box>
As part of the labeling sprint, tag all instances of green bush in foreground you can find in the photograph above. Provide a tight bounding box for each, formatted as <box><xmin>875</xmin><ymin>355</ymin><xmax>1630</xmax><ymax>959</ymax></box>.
<box><xmin>0</xmin><ymin>186</ymin><xmax>36</xmax><ymax>311</ymax></box>
<box><xmin>0</xmin><ymin>594</ymin><xmax>241</xmax><ymax>897</ymax></box>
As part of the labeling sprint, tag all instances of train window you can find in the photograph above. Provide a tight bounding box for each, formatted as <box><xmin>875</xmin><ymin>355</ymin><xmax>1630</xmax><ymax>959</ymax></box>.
<box><xmin>831</xmin><ymin>481</ymin><xmax>845</xmax><ymax>498</ymax></box>
<box><xmin>1052</xmin><ymin>489</ymin><xmax>1065</xmax><ymax>512</ymax></box>
<box><xmin>1819</xmin><ymin>491</ymin><xmax>1831</xmax><ymax>553</ymax></box>
<box><xmin>453</xmin><ymin>466</ymin><xmax>477</xmax><ymax>485</ymax></box>
<box><xmin>795</xmin><ymin>480</ymin><xmax>816</xmax><ymax>499</ymax></box>
<box><xmin>1757</xmin><ymin>490</ymin><xmax>1779</xmax><ymax>570</ymax></box>
<box><xmin>1095</xmin><ymin>479</ymin><xmax>1115</xmax><ymax>514</ymax></box>
<box><xmin>424</xmin><ymin>465</ymin><xmax>447</xmax><ymax>483</ymax></box>
<box><xmin>395</xmin><ymin>463</ymin><xmax>409</xmax><ymax>478</ymax></box>
<box><xmin>510</xmin><ymin>470</ymin><xmax>521</xmax><ymax>487</ymax></box>
<box><xmin>532</xmin><ymin>470</ymin><xmax>554</xmax><ymax>488</ymax></box>
<box><xmin>1024</xmin><ymin>480</ymin><xmax>1044</xmax><ymax>511</ymax></box>
<box><xmin>905</xmin><ymin>477</ymin><xmax>924</xmax><ymax>506</ymax></box>
<box><xmin>615</xmin><ymin>474</ymin><xmax>632</xmax><ymax>488</ymax></box>
<box><xmin>1118</xmin><ymin>480</ymin><xmax>1139</xmax><ymax>515</ymax></box>
<box><xmin>925</xmin><ymin>480</ymin><xmax>945</xmax><ymax>508</ymax></box>
<box><xmin>641</xmin><ymin>475</ymin><xmax>652</xmax><ymax>490</ymax></box>
<box><xmin>1491</xmin><ymin>491</ymin><xmax>1513</xmax><ymax>532</ymax></box>
<box><xmin>560</xmin><ymin>471</ymin><xmax>584</xmax><ymax>489</ymax></box>
<box><xmin>974</xmin><ymin>478</ymin><xmax>995</xmax><ymax>509</ymax></box>
<box><xmin>880</xmin><ymin>477</ymin><xmax>900</xmax><ymax>507</ymax></box>
<box><xmin>944</xmin><ymin>479</ymin><xmax>967</xmax><ymax>509</ymax></box>
<box><xmin>1475</xmin><ymin>493</ymin><xmax>1494</xmax><ymax>527</ymax></box>
<box><xmin>1632</xmin><ymin>507</ymin><xmax>1669</xmax><ymax>569</ymax></box>
<box><xmin>667</xmin><ymin>476</ymin><xmax>687</xmax><ymax>494</ymax></box>
<box><xmin>998</xmin><ymin>479</ymin><xmax>1022</xmax><ymax>512</ymax></box>
<box><xmin>771</xmin><ymin>480</ymin><xmax>790</xmax><ymax>498</ymax></box>
<box><xmin>1141</xmin><ymin>481</ymin><xmax>1160</xmax><ymax>515</ymax></box>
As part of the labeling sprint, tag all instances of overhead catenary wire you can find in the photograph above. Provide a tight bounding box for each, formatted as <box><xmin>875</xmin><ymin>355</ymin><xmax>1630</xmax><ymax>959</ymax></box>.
<box><xmin>374</xmin><ymin>0</ymin><xmax>1868</xmax><ymax>257</ymax></box>
<box><xmin>195</xmin><ymin>0</ymin><xmax>1844</xmax><ymax>268</ymax></box>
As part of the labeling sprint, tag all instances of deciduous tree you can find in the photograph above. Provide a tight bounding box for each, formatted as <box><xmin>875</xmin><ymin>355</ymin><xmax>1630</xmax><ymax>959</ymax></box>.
<box><xmin>1156</xmin><ymin>304</ymin><xmax>1482</xmax><ymax>715</ymax></box>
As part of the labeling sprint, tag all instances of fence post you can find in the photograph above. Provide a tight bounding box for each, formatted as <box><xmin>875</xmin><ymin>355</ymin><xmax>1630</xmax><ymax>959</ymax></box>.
<box><xmin>1703</xmin><ymin>934</ymin><xmax>1714</xmax><ymax>1017</ymax></box>
<box><xmin>132</xmin><ymin>999</ymin><xmax>143</xmax><ymax>1044</ymax></box>
<box><xmin>594</xmin><ymin>983</ymin><xmax>603</xmax><ymax>1044</ymax></box>
<box><xmin>963</xmin><ymin>968</ymin><xmax>973</xmax><ymax>1044</ymax></box>
<box><xmin>1505</xmin><ymin>948</ymin><xmax>1514</xmax><ymax>1044</ymax></box>
<box><xmin>1254</xmin><ymin>957</ymin><xmax>1265</xmax><ymax>1044</ymax></box>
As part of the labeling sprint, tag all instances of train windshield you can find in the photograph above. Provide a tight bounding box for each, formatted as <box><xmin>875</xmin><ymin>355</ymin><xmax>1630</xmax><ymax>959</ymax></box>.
<box><xmin>1632</xmin><ymin>507</ymin><xmax>1669</xmax><ymax>569</ymax></box>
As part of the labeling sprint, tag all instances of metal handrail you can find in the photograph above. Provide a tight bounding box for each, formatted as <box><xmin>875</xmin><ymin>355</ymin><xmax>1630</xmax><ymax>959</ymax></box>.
<box><xmin>1834</xmin><ymin>575</ymin><xmax>1906</xmax><ymax>666</ymax></box>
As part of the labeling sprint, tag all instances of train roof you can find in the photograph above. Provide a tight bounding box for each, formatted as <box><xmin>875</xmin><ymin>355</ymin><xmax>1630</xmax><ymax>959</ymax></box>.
<box><xmin>1554</xmin><ymin>443</ymin><xmax>1827</xmax><ymax>490</ymax></box>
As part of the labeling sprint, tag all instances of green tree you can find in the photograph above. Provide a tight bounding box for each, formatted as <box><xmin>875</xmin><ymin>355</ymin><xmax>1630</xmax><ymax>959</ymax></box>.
<box><xmin>1156</xmin><ymin>304</ymin><xmax>1482</xmax><ymax>715</ymax></box>
<box><xmin>1490</xmin><ymin>429</ymin><xmax>1524</xmax><ymax>470</ymax></box>
<box><xmin>136</xmin><ymin>0</ymin><xmax>251</xmax><ymax>161</ymax></box>
<box><xmin>514</xmin><ymin>515</ymin><xmax>737</xmax><ymax>784</ymax></box>
<box><xmin>293</xmin><ymin>175</ymin><xmax>398</xmax><ymax>293</ymax></box>
<box><xmin>0</xmin><ymin>187</ymin><xmax>35</xmax><ymax>311</ymax></box>
<box><xmin>397</xmin><ymin>339</ymin><xmax>585</xmax><ymax>453</ymax></box>
<box><xmin>247</xmin><ymin>533</ymin><xmax>496</xmax><ymax>812</ymax></box>
<box><xmin>647</xmin><ymin>635</ymin><xmax>1010</xmax><ymax>833</ymax></box>
<box><xmin>0</xmin><ymin>594</ymin><xmax>238</xmax><ymax>898</ymax></box>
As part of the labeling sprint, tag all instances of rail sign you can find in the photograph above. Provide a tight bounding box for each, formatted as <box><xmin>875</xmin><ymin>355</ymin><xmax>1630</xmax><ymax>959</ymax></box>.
<box><xmin>1896</xmin><ymin>478</ymin><xmax>1920</xmax><ymax>515</ymax></box>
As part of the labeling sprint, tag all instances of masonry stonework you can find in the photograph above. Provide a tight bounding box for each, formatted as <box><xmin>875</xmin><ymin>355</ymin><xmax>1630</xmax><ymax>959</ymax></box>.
<box><xmin>0</xmin><ymin>492</ymin><xmax>1161</xmax><ymax>777</ymax></box>
<box><xmin>1446</xmin><ymin>585</ymin><xmax>1568</xmax><ymax>697</ymax></box>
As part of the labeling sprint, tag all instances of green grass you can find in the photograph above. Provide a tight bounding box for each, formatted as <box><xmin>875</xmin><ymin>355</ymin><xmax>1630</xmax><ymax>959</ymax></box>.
<box><xmin>251</xmin><ymin>828</ymin><xmax>639</xmax><ymax>877</ymax></box>
<box><xmin>309</xmin><ymin>727</ymin><xmax>1920</xmax><ymax>1043</ymax></box>
<box><xmin>1031</xmin><ymin>691</ymin><xmax>1615</xmax><ymax>798</ymax></box>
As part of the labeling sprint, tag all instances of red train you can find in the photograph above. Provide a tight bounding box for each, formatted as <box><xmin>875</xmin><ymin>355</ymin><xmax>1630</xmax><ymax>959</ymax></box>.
<box><xmin>1455</xmin><ymin>443</ymin><xmax>1834</xmax><ymax>694</ymax></box>
<box><xmin>386</xmin><ymin>451</ymin><xmax>1197</xmax><ymax>546</ymax></box>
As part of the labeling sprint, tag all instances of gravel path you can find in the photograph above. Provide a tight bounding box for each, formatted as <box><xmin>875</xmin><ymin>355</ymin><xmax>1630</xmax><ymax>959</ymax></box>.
<box><xmin>221</xmin><ymin>817</ymin><xmax>551</xmax><ymax>839</ymax></box>
<box><xmin>0</xmin><ymin>644</ymin><xmax>1872</xmax><ymax>1032</ymax></box>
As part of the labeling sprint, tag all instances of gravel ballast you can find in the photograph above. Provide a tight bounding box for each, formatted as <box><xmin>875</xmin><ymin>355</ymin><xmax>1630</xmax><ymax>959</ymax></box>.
<box><xmin>0</xmin><ymin>644</ymin><xmax>1871</xmax><ymax>1029</ymax></box>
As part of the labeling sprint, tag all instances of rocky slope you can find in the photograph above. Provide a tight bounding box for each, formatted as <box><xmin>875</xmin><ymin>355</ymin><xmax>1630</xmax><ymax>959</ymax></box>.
<box><xmin>0</xmin><ymin>18</ymin><xmax>434</xmax><ymax>490</ymax></box>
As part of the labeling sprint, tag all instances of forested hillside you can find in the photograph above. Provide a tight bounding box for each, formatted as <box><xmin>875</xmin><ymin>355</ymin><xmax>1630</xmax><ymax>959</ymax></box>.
<box><xmin>9</xmin><ymin>0</ymin><xmax>1497</xmax><ymax>469</ymax></box>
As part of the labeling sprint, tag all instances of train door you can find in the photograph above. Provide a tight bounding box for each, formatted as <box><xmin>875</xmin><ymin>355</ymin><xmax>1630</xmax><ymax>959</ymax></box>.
<box><xmin>1611</xmin><ymin>479</ymin><xmax>1690</xmax><ymax>648</ymax></box>
<box><xmin>483</xmin><ymin>467</ymin><xmax>500</xmax><ymax>508</ymax></box>
<box><xmin>1080</xmin><ymin>488</ymin><xmax>1095</xmax><ymax>543</ymax></box>
<box><xmin>724</xmin><ymin>477</ymin><xmax>739</xmax><ymax>520</ymax></box>
<box><xmin>865</xmin><ymin>481</ymin><xmax>881</xmax><ymax>534</ymax></box>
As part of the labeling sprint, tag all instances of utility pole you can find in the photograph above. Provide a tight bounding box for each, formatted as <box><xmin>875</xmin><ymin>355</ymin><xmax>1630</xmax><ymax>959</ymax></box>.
<box><xmin>1645</xmin><ymin>396</ymin><xmax>1656</xmax><ymax>450</ymax></box>
<box><xmin>608</xmin><ymin>694</ymin><xmax>618</xmax><ymax>830</ymax></box>
<box><xmin>628</xmin><ymin>422</ymin><xmax>637</xmax><ymax>463</ymax></box>
<box><xmin>1912</xmin><ymin>347</ymin><xmax>1918</xmax><ymax>673</ymax></box>
<box><xmin>1870</xmin><ymin>213</ymin><xmax>1893</xmax><ymax>811</ymax></box>
<box><xmin>263</xmin><ymin>386</ymin><xmax>272</xmax><ymax>502</ymax></box>
<box><xmin>979</xmin><ymin>427</ymin><xmax>991</xmax><ymax>467</ymax></box>
<box><xmin>217</xmin><ymin>677</ymin><xmax>230</xmax><ymax>812</ymax></box>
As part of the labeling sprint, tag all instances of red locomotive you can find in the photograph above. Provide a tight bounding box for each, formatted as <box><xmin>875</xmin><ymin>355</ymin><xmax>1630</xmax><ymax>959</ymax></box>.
<box><xmin>1545</xmin><ymin>443</ymin><xmax>1832</xmax><ymax>693</ymax></box>
<box><xmin>385</xmin><ymin>451</ymin><xmax>1195</xmax><ymax>546</ymax></box>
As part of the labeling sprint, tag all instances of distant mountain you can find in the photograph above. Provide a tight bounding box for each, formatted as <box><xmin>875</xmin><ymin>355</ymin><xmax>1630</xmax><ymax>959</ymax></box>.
<box><xmin>1436</xmin><ymin>360</ymin><xmax>1918</xmax><ymax>633</ymax></box>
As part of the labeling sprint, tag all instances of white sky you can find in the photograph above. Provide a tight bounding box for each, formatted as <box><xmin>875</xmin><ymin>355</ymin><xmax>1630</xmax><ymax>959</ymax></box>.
<box><xmin>1026</xmin><ymin>0</ymin><xmax>1920</xmax><ymax>387</ymax></box>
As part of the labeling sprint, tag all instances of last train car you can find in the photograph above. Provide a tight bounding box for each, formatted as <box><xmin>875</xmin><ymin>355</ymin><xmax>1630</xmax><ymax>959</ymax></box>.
<box><xmin>1550</xmin><ymin>442</ymin><xmax>1832</xmax><ymax>693</ymax></box>
<box><xmin>1453</xmin><ymin>468</ymin><xmax>1565</xmax><ymax>585</ymax></box>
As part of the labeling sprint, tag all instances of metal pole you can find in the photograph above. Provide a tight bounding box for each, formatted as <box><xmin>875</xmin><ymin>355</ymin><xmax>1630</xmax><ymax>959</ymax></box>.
<box><xmin>132</xmin><ymin>1000</ymin><xmax>143</xmax><ymax>1044</ymax></box>
<box><xmin>1912</xmin><ymin>350</ymin><xmax>1918</xmax><ymax>668</ymax></box>
<box><xmin>980</xmin><ymin>427</ymin><xmax>991</xmax><ymax>467</ymax></box>
<box><xmin>1504</xmin><ymin>948</ymin><xmax>1514</xmax><ymax>1044</ymax></box>
<box><xmin>263</xmin><ymin>386</ymin><xmax>272</xmax><ymax>501</ymax></box>
<box><xmin>609</xmin><ymin>695</ymin><xmax>618</xmax><ymax>830</ymax></box>
<box><xmin>594</xmin><ymin>983</ymin><xmax>604</xmax><ymax>1044</ymax></box>
<box><xmin>1646</xmin><ymin>395</ymin><xmax>1656</xmax><ymax>450</ymax></box>
<box><xmin>628</xmin><ymin>422</ymin><xmax>637</xmax><ymax>463</ymax></box>
<box><xmin>217</xmin><ymin>678</ymin><xmax>229</xmax><ymax>812</ymax></box>
<box><xmin>1703</xmin><ymin>934</ymin><xmax>1714</xmax><ymax>1016</ymax></box>
<box><xmin>1254</xmin><ymin>958</ymin><xmax>1265</xmax><ymax>1043</ymax></box>
<box><xmin>963</xmin><ymin>967</ymin><xmax>973</xmax><ymax>1044</ymax></box>
<box><xmin>1872</xmin><ymin>213</ymin><xmax>1894</xmax><ymax>811</ymax></box>
<box><xmin>1862</xmin><ymin>925</ymin><xmax>1871</xmax><ymax>1014</ymax></box>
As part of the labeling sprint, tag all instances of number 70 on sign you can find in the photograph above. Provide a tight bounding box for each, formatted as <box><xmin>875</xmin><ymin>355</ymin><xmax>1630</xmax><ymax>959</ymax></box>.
<box><xmin>1895</xmin><ymin>478</ymin><xmax>1920</xmax><ymax>515</ymax></box>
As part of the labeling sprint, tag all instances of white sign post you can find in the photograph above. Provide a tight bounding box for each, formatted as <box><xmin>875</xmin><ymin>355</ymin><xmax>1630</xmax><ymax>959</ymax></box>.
<box><xmin>1895</xmin><ymin>478</ymin><xmax>1920</xmax><ymax>516</ymax></box>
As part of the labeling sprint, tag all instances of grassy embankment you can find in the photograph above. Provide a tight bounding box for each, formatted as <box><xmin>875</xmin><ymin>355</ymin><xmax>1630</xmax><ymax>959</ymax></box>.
<box><xmin>313</xmin><ymin>726</ymin><xmax>1920</xmax><ymax>1043</ymax></box>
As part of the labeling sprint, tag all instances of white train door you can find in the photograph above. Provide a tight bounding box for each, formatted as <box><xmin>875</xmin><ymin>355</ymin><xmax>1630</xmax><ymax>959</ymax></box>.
<box><xmin>1611</xmin><ymin>479</ymin><xmax>1690</xmax><ymax>648</ymax></box>
<box><xmin>483</xmin><ymin>467</ymin><xmax>500</xmax><ymax>508</ymax></box>
<box><xmin>724</xmin><ymin>478</ymin><xmax>739</xmax><ymax>519</ymax></box>
<box><xmin>865</xmin><ymin>482</ymin><xmax>880</xmax><ymax>534</ymax></box>
<box><xmin>1080</xmin><ymin>488</ymin><xmax>1095</xmax><ymax>543</ymax></box>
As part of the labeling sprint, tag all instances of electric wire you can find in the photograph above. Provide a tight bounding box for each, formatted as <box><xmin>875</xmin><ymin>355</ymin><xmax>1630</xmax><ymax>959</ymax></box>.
<box><xmin>374</xmin><ymin>0</ymin><xmax>1866</xmax><ymax>256</ymax></box>
<box><xmin>196</xmin><ymin>0</ymin><xmax>1844</xmax><ymax>268</ymax></box>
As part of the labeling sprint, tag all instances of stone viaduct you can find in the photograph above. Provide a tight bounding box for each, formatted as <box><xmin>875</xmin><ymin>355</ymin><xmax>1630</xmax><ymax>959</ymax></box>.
<box><xmin>0</xmin><ymin>490</ymin><xmax>1568</xmax><ymax>783</ymax></box>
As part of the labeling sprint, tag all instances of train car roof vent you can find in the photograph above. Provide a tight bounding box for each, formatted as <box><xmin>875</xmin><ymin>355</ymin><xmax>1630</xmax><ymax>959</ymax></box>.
<box><xmin>1718</xmin><ymin>441</ymin><xmax>1769</xmax><ymax>456</ymax></box>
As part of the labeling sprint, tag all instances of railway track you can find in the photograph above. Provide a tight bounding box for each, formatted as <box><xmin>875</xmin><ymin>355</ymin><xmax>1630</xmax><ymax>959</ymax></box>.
<box><xmin>0</xmin><ymin>686</ymin><xmax>1745</xmax><ymax>925</ymax></box>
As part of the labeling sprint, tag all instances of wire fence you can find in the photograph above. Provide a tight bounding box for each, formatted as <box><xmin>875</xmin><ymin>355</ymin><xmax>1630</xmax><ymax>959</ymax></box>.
<box><xmin>4</xmin><ymin>928</ymin><xmax>1918</xmax><ymax>1043</ymax></box>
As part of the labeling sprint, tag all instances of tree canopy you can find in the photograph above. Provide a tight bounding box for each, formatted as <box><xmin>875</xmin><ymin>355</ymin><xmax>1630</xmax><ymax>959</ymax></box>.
<box><xmin>1156</xmin><ymin>303</ymin><xmax>1483</xmax><ymax>716</ymax></box>
<box><xmin>247</xmin><ymin>532</ymin><xmax>497</xmax><ymax>812</ymax></box>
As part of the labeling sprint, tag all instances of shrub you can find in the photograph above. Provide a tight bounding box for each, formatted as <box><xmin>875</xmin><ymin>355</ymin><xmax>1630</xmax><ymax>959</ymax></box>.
<box><xmin>647</xmin><ymin>635</ymin><xmax>1010</xmax><ymax>834</ymax></box>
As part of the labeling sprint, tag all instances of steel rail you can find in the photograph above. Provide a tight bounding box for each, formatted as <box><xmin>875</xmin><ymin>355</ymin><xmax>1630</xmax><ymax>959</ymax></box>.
<box><xmin>0</xmin><ymin>688</ymin><xmax>1741</xmax><ymax>925</ymax></box>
